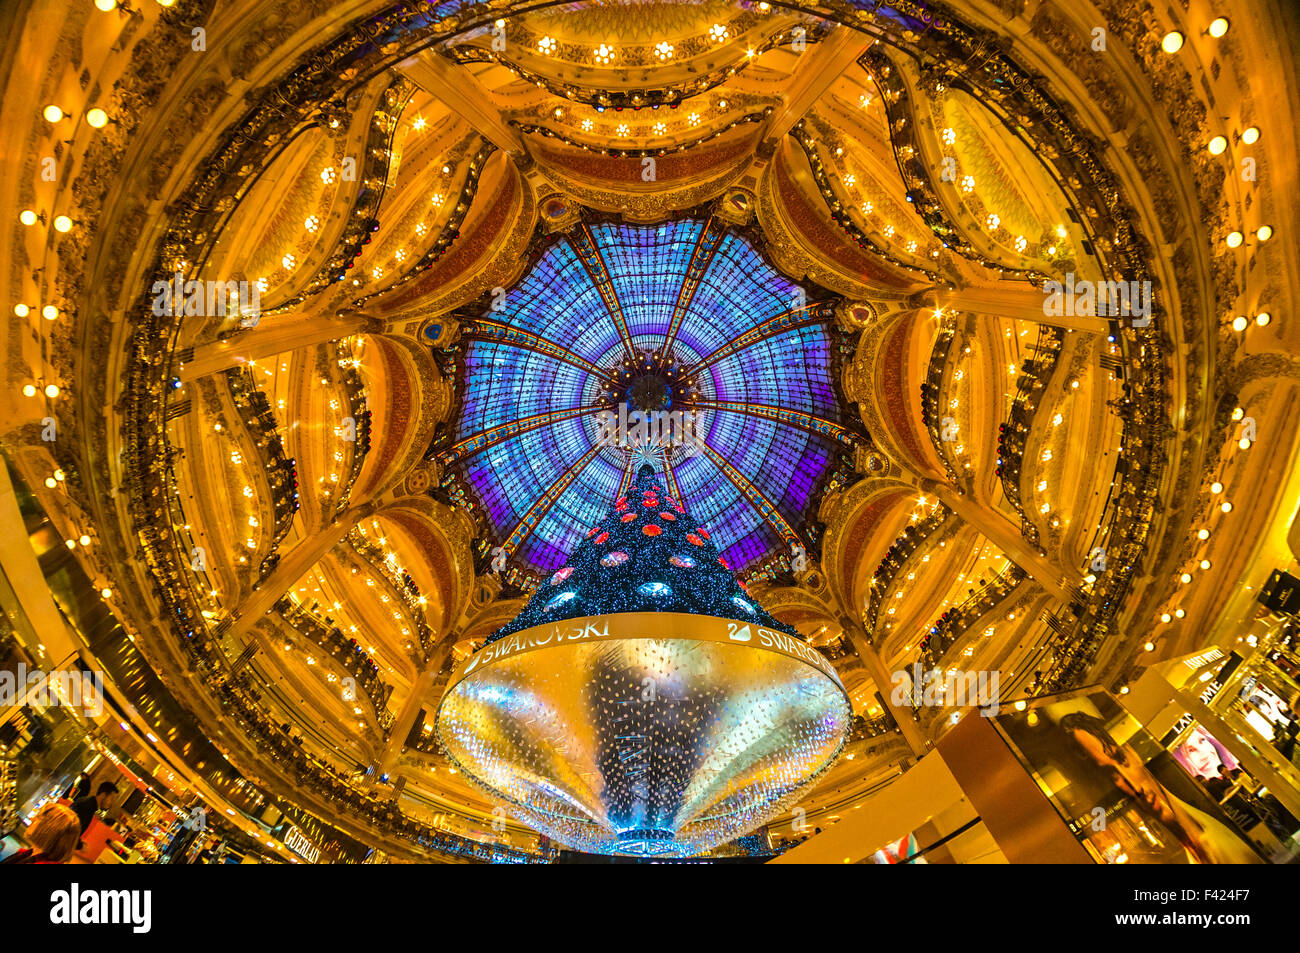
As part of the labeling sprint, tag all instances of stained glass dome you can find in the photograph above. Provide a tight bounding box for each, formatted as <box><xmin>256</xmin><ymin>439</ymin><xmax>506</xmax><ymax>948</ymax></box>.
<box><xmin>439</xmin><ymin>217</ymin><xmax>856</xmax><ymax>575</ymax></box>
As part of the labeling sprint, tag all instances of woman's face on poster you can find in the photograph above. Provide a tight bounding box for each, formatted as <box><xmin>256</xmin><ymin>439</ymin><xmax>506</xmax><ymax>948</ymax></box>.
<box><xmin>1183</xmin><ymin>728</ymin><xmax>1223</xmax><ymax>776</ymax></box>
<box><xmin>1072</xmin><ymin>728</ymin><xmax>1176</xmax><ymax>826</ymax></box>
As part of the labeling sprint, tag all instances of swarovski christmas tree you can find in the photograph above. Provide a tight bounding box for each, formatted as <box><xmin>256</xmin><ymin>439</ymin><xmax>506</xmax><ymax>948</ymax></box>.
<box><xmin>488</xmin><ymin>464</ymin><xmax>796</xmax><ymax>643</ymax></box>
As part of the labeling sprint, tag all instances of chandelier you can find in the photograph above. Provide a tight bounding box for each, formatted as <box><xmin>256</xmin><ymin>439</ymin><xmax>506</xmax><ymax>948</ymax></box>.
<box><xmin>436</xmin><ymin>465</ymin><xmax>850</xmax><ymax>857</ymax></box>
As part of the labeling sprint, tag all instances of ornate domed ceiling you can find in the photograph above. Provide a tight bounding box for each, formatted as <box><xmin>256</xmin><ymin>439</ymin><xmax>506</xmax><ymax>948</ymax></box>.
<box><xmin>4</xmin><ymin>0</ymin><xmax>1297</xmax><ymax>863</ymax></box>
<box><xmin>438</xmin><ymin>216</ymin><xmax>856</xmax><ymax>577</ymax></box>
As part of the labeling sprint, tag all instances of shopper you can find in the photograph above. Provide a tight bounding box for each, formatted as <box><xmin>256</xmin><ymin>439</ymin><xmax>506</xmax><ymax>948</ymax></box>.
<box><xmin>67</xmin><ymin>772</ymin><xmax>91</xmax><ymax>801</ymax></box>
<box><xmin>1</xmin><ymin>804</ymin><xmax>81</xmax><ymax>864</ymax></box>
<box><xmin>71</xmin><ymin>781</ymin><xmax>119</xmax><ymax>833</ymax></box>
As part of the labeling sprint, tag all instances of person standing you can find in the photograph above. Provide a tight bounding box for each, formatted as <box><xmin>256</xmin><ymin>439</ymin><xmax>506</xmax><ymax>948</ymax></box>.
<box><xmin>71</xmin><ymin>781</ymin><xmax>119</xmax><ymax>834</ymax></box>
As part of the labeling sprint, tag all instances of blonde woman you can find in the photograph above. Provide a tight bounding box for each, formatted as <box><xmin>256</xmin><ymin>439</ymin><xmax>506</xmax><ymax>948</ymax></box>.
<box><xmin>2</xmin><ymin>803</ymin><xmax>81</xmax><ymax>864</ymax></box>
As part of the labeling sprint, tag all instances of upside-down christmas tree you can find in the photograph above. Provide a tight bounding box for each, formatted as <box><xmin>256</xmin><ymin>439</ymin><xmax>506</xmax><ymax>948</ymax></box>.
<box><xmin>436</xmin><ymin>465</ymin><xmax>851</xmax><ymax>857</ymax></box>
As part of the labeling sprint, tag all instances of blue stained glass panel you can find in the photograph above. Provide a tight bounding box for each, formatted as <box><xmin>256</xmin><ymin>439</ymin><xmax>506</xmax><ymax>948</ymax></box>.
<box><xmin>443</xmin><ymin>220</ymin><xmax>849</xmax><ymax>574</ymax></box>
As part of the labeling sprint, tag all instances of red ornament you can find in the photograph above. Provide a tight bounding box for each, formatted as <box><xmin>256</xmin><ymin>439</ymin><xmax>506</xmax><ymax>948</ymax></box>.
<box><xmin>615</xmin><ymin>497</ymin><xmax>628</xmax><ymax>512</ymax></box>
<box><xmin>696</xmin><ymin>527</ymin><xmax>711</xmax><ymax>540</ymax></box>
<box><xmin>717</xmin><ymin>556</ymin><xmax>729</xmax><ymax>569</ymax></box>
<box><xmin>686</xmin><ymin>533</ymin><xmax>704</xmax><ymax>547</ymax></box>
<box><xmin>594</xmin><ymin>532</ymin><xmax>609</xmax><ymax>544</ymax></box>
<box><xmin>586</xmin><ymin>526</ymin><xmax>600</xmax><ymax>538</ymax></box>
<box><xmin>621</xmin><ymin>512</ymin><xmax>637</xmax><ymax>523</ymax></box>
<box><xmin>642</xmin><ymin>496</ymin><xmax>658</xmax><ymax>507</ymax></box>
<box><xmin>642</xmin><ymin>525</ymin><xmax>662</xmax><ymax>537</ymax></box>
<box><xmin>659</xmin><ymin>512</ymin><xmax>677</xmax><ymax>521</ymax></box>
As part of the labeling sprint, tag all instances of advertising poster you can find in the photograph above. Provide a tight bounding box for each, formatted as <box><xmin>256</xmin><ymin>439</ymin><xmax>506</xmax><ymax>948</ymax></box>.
<box><xmin>993</xmin><ymin>690</ymin><xmax>1263</xmax><ymax>864</ymax></box>
<box><xmin>1172</xmin><ymin>724</ymin><xmax>1240</xmax><ymax>780</ymax></box>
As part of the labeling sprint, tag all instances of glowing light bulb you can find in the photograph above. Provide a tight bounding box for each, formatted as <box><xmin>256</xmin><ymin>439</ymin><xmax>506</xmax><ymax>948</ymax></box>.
<box><xmin>1208</xmin><ymin>18</ymin><xmax>1229</xmax><ymax>37</ymax></box>
<box><xmin>1161</xmin><ymin>31</ymin><xmax>1184</xmax><ymax>53</ymax></box>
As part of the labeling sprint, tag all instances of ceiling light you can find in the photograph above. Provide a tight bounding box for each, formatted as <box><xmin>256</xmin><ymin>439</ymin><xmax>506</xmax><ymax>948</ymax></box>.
<box><xmin>42</xmin><ymin>305</ymin><xmax>58</xmax><ymax>320</ymax></box>
<box><xmin>101</xmin><ymin>588</ymin><xmax>112</xmax><ymax>598</ymax></box>
<box><xmin>1144</xmin><ymin>641</ymin><xmax>1155</xmax><ymax>652</ymax></box>
<box><xmin>1197</xmin><ymin>529</ymin><xmax>1210</xmax><ymax>540</ymax></box>
<box><xmin>95</xmin><ymin>0</ymin><xmax>117</xmax><ymax>9</ymax></box>
<box><xmin>1160</xmin><ymin>613</ymin><xmax>1171</xmax><ymax>623</ymax></box>
<box><xmin>1207</xmin><ymin>136</ymin><xmax>1227</xmax><ymax>155</ymax></box>
<box><xmin>22</xmin><ymin>384</ymin><xmax>36</xmax><ymax>397</ymax></box>
<box><xmin>86</xmin><ymin>108</ymin><xmax>109</xmax><ymax>128</ymax></box>
<box><xmin>1161</xmin><ymin>31</ymin><xmax>1184</xmax><ymax>53</ymax></box>
<box><xmin>1174</xmin><ymin>608</ymin><xmax>1186</xmax><ymax>618</ymax></box>
<box><xmin>1210</xmin><ymin>482</ymin><xmax>1223</xmax><ymax>494</ymax></box>
<box><xmin>1241</xmin><ymin>126</ymin><xmax>1260</xmax><ymax>144</ymax></box>
<box><xmin>44</xmin><ymin>384</ymin><xmax>59</xmax><ymax>398</ymax></box>
<box><xmin>53</xmin><ymin>215</ymin><xmax>73</xmax><ymax>233</ymax></box>
<box><xmin>1220</xmin><ymin>501</ymin><xmax>1232</xmax><ymax>513</ymax></box>
<box><xmin>19</xmin><ymin>209</ymin><xmax>37</xmax><ymax>225</ymax></box>
<box><xmin>43</xmin><ymin>105</ymin><xmax>63</xmax><ymax>122</ymax></box>
<box><xmin>1180</xmin><ymin>573</ymin><xmax>1192</xmax><ymax>584</ymax></box>
<box><xmin>1208</xmin><ymin>18</ymin><xmax>1229</xmax><ymax>37</ymax></box>
<box><xmin>79</xmin><ymin>534</ymin><xmax>91</xmax><ymax>546</ymax></box>
<box><xmin>1225</xmin><ymin>231</ymin><xmax>1243</xmax><ymax>248</ymax></box>
<box><xmin>1255</xmin><ymin>225</ymin><xmax>1272</xmax><ymax>241</ymax></box>
<box><xmin>1231</xmin><ymin>315</ymin><xmax>1248</xmax><ymax>331</ymax></box>
<box><xmin>1199</xmin><ymin>560</ymin><xmax>1211</xmax><ymax>570</ymax></box>
<box><xmin>14</xmin><ymin>304</ymin><xmax>28</xmax><ymax>317</ymax></box>
<box><xmin>1254</xmin><ymin>312</ymin><xmax>1271</xmax><ymax>326</ymax></box>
